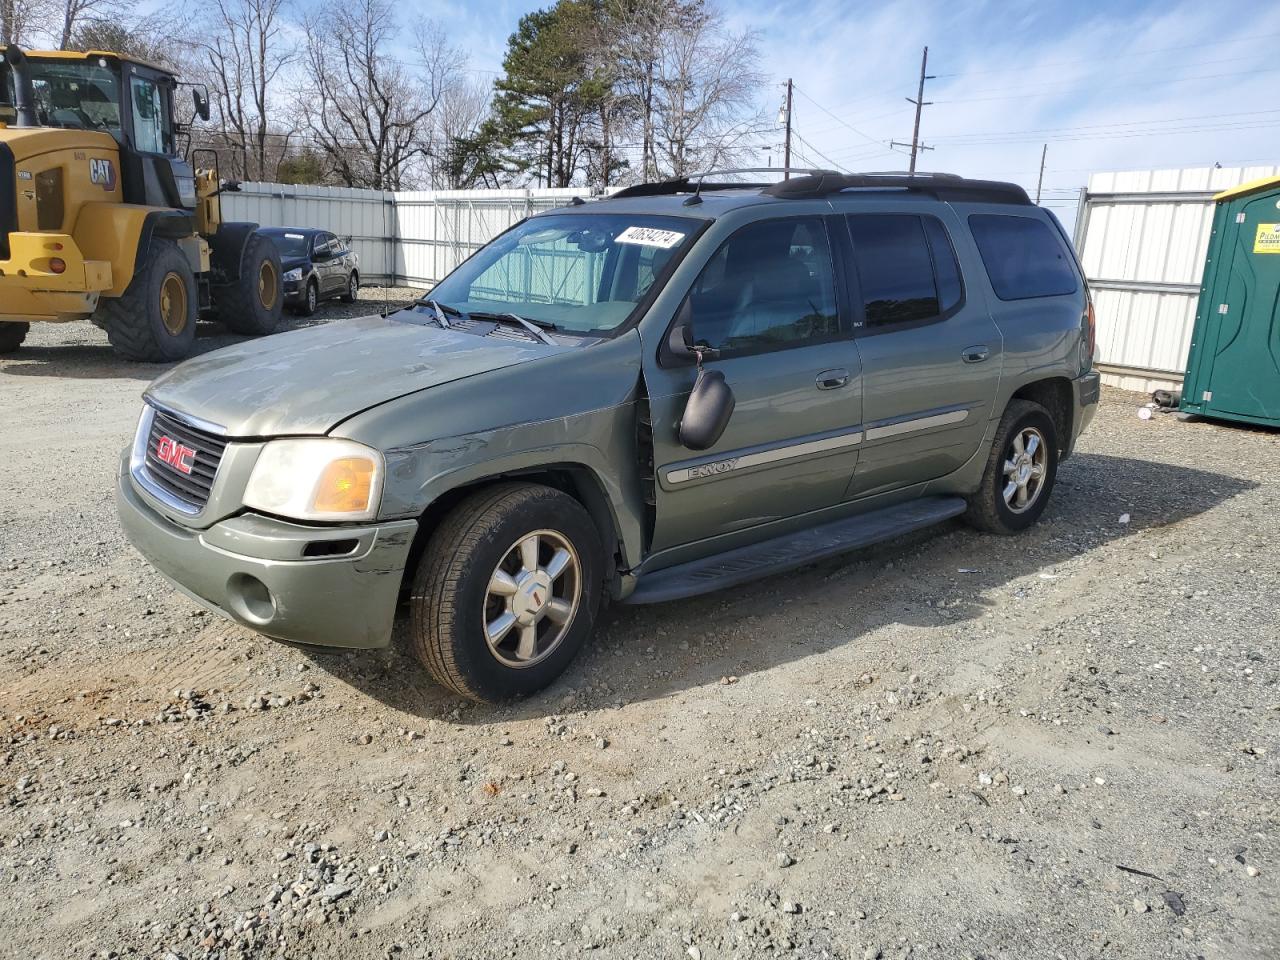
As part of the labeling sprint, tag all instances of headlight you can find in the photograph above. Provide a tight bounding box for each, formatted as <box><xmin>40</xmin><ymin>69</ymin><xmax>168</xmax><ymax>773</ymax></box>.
<box><xmin>243</xmin><ymin>439</ymin><xmax>383</xmax><ymax>521</ymax></box>
<box><xmin>282</xmin><ymin>268</ymin><xmax>302</xmax><ymax>282</ymax></box>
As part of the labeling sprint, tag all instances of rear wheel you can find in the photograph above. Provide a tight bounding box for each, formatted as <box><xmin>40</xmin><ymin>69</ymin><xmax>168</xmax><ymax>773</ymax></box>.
<box><xmin>0</xmin><ymin>322</ymin><xmax>29</xmax><ymax>354</ymax></box>
<box><xmin>409</xmin><ymin>483</ymin><xmax>603</xmax><ymax>702</ymax></box>
<box><xmin>213</xmin><ymin>232</ymin><xmax>285</xmax><ymax>335</ymax></box>
<box><xmin>341</xmin><ymin>270</ymin><xmax>359</xmax><ymax>303</ymax></box>
<box><xmin>964</xmin><ymin>399</ymin><xmax>1059</xmax><ymax>534</ymax></box>
<box><xmin>100</xmin><ymin>239</ymin><xmax>197</xmax><ymax>361</ymax></box>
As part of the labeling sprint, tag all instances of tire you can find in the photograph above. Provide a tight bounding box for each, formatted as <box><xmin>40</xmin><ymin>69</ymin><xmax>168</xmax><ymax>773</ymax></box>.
<box><xmin>340</xmin><ymin>270</ymin><xmax>359</xmax><ymax>303</ymax></box>
<box><xmin>964</xmin><ymin>399</ymin><xmax>1059</xmax><ymax>535</ymax></box>
<box><xmin>0</xmin><ymin>322</ymin><xmax>29</xmax><ymax>354</ymax></box>
<box><xmin>212</xmin><ymin>232</ymin><xmax>285</xmax><ymax>335</ymax></box>
<box><xmin>409</xmin><ymin>483</ymin><xmax>603</xmax><ymax>703</ymax></box>
<box><xmin>100</xmin><ymin>239</ymin><xmax>197</xmax><ymax>362</ymax></box>
<box><xmin>296</xmin><ymin>279</ymin><xmax>319</xmax><ymax>317</ymax></box>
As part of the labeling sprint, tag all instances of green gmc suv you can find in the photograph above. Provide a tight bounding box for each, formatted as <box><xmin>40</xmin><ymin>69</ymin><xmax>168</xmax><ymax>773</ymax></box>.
<box><xmin>117</xmin><ymin>170</ymin><xmax>1101</xmax><ymax>702</ymax></box>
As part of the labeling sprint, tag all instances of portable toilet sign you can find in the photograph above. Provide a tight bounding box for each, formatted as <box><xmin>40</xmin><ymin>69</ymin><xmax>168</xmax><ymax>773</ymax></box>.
<box><xmin>1181</xmin><ymin>175</ymin><xmax>1280</xmax><ymax>427</ymax></box>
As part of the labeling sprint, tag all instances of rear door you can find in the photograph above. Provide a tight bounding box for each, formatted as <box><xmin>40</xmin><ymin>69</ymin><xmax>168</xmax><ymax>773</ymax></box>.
<box><xmin>840</xmin><ymin>206</ymin><xmax>1003</xmax><ymax>497</ymax></box>
<box><xmin>1201</xmin><ymin>195</ymin><xmax>1280</xmax><ymax>421</ymax></box>
<box><xmin>644</xmin><ymin>214</ymin><xmax>865</xmax><ymax>554</ymax></box>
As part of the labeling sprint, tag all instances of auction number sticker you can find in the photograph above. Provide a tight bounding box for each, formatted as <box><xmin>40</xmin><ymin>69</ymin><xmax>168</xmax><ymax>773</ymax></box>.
<box><xmin>616</xmin><ymin>226</ymin><xmax>686</xmax><ymax>249</ymax></box>
<box><xmin>1254</xmin><ymin>223</ymin><xmax>1280</xmax><ymax>254</ymax></box>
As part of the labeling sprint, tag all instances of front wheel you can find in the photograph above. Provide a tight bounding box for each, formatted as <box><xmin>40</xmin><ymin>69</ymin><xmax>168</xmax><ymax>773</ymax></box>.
<box><xmin>409</xmin><ymin>483</ymin><xmax>603</xmax><ymax>702</ymax></box>
<box><xmin>964</xmin><ymin>399</ymin><xmax>1059</xmax><ymax>534</ymax></box>
<box><xmin>296</xmin><ymin>279</ymin><xmax>319</xmax><ymax>317</ymax></box>
<box><xmin>100</xmin><ymin>238</ymin><xmax>197</xmax><ymax>361</ymax></box>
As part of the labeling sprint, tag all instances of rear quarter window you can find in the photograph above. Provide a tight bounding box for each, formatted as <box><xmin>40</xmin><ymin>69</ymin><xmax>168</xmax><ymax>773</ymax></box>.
<box><xmin>967</xmin><ymin>214</ymin><xmax>1078</xmax><ymax>301</ymax></box>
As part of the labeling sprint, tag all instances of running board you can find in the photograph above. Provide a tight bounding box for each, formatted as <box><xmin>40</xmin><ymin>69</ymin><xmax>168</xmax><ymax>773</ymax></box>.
<box><xmin>623</xmin><ymin>496</ymin><xmax>967</xmax><ymax>605</ymax></box>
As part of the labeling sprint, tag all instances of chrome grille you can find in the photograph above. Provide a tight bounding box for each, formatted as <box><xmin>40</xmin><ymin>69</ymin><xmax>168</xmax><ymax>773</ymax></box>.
<box><xmin>143</xmin><ymin>410</ymin><xmax>226</xmax><ymax>510</ymax></box>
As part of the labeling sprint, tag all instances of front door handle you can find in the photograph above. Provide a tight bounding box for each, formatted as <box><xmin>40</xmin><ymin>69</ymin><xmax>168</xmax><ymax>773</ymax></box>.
<box><xmin>816</xmin><ymin>368</ymin><xmax>850</xmax><ymax>390</ymax></box>
<box><xmin>962</xmin><ymin>345</ymin><xmax>990</xmax><ymax>363</ymax></box>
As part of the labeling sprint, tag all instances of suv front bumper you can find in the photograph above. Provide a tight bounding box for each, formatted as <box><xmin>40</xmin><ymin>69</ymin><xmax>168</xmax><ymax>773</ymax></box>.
<box><xmin>117</xmin><ymin>453</ymin><xmax>417</xmax><ymax>649</ymax></box>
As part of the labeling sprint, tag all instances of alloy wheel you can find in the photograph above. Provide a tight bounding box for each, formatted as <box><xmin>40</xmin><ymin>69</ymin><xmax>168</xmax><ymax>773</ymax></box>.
<box><xmin>483</xmin><ymin>529</ymin><xmax>581</xmax><ymax>668</ymax></box>
<box><xmin>1002</xmin><ymin>426</ymin><xmax>1047</xmax><ymax>513</ymax></box>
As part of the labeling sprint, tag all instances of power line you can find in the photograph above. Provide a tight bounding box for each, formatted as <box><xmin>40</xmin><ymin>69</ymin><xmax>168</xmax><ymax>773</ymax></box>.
<box><xmin>791</xmin><ymin>85</ymin><xmax>886</xmax><ymax>147</ymax></box>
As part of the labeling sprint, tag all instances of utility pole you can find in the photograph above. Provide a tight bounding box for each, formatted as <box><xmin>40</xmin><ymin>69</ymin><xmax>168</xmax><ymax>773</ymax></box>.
<box><xmin>782</xmin><ymin>78</ymin><xmax>793</xmax><ymax>179</ymax></box>
<box><xmin>1035</xmin><ymin>143</ymin><xmax>1048</xmax><ymax>204</ymax></box>
<box><xmin>892</xmin><ymin>46</ymin><xmax>934</xmax><ymax>174</ymax></box>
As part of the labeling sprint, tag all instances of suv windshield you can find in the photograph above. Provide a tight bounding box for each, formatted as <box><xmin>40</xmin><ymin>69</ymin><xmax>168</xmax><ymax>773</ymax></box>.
<box><xmin>1</xmin><ymin>57</ymin><xmax>123</xmax><ymax>137</ymax></box>
<box><xmin>425</xmin><ymin>213</ymin><xmax>699</xmax><ymax>335</ymax></box>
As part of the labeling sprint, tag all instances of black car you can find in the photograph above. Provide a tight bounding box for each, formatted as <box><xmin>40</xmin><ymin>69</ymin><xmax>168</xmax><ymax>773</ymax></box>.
<box><xmin>259</xmin><ymin>228</ymin><xmax>361</xmax><ymax>316</ymax></box>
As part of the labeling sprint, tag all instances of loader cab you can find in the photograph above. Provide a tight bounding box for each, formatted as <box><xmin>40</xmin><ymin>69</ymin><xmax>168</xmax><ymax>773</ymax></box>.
<box><xmin>0</xmin><ymin>49</ymin><xmax>197</xmax><ymax>210</ymax></box>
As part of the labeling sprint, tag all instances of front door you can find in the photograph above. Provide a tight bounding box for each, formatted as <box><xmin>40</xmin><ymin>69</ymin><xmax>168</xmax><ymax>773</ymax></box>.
<box><xmin>1203</xmin><ymin>195</ymin><xmax>1280</xmax><ymax>421</ymax></box>
<box><xmin>840</xmin><ymin>209</ymin><xmax>1003</xmax><ymax>496</ymax></box>
<box><xmin>644</xmin><ymin>215</ymin><xmax>864</xmax><ymax>555</ymax></box>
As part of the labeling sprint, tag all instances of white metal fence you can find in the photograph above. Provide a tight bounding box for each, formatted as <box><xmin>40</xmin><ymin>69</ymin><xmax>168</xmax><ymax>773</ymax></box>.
<box><xmin>221</xmin><ymin>183</ymin><xmax>582</xmax><ymax>288</ymax></box>
<box><xmin>1073</xmin><ymin>164</ymin><xmax>1280</xmax><ymax>392</ymax></box>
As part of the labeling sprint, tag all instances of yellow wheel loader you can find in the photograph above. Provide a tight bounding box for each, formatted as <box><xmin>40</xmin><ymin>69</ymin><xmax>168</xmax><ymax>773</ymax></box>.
<box><xmin>0</xmin><ymin>46</ymin><xmax>282</xmax><ymax>360</ymax></box>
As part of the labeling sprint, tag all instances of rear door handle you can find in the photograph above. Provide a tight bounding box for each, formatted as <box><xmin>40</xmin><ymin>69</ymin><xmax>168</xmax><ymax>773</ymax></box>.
<box><xmin>816</xmin><ymin>368</ymin><xmax>850</xmax><ymax>390</ymax></box>
<box><xmin>962</xmin><ymin>346</ymin><xmax>990</xmax><ymax>363</ymax></box>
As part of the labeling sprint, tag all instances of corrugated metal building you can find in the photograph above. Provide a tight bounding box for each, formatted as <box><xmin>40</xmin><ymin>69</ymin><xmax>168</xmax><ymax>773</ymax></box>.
<box><xmin>221</xmin><ymin>184</ymin><xmax>580</xmax><ymax>287</ymax></box>
<box><xmin>1073</xmin><ymin>164</ymin><xmax>1280</xmax><ymax>392</ymax></box>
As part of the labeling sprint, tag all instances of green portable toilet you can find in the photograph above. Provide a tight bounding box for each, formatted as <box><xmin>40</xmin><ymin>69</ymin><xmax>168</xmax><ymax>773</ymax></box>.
<box><xmin>1181</xmin><ymin>175</ymin><xmax>1280</xmax><ymax>427</ymax></box>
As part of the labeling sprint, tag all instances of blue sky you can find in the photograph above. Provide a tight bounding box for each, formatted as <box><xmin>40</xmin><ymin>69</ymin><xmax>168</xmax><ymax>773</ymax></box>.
<box><xmin>422</xmin><ymin>0</ymin><xmax>1280</xmax><ymax>215</ymax></box>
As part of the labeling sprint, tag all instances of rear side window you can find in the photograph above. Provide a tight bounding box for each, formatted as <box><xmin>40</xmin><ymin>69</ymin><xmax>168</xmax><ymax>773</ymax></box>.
<box><xmin>846</xmin><ymin>214</ymin><xmax>963</xmax><ymax>327</ymax></box>
<box><xmin>968</xmin><ymin>214</ymin><xmax>1077</xmax><ymax>300</ymax></box>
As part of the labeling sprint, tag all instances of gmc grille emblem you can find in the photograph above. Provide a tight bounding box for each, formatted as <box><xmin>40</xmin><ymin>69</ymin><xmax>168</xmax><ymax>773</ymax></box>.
<box><xmin>155</xmin><ymin>435</ymin><xmax>196</xmax><ymax>475</ymax></box>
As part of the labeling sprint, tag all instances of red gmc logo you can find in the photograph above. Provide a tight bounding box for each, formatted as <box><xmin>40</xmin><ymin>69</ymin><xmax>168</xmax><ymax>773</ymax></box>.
<box><xmin>155</xmin><ymin>435</ymin><xmax>196</xmax><ymax>475</ymax></box>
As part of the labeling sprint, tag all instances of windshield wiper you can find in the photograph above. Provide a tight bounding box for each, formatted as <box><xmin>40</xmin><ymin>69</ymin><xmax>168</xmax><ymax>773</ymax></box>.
<box><xmin>469</xmin><ymin>310</ymin><xmax>558</xmax><ymax>346</ymax></box>
<box><xmin>419</xmin><ymin>298</ymin><xmax>462</xmax><ymax>329</ymax></box>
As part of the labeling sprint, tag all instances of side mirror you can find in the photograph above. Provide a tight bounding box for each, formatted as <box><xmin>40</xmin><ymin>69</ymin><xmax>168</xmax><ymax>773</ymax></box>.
<box><xmin>679</xmin><ymin>368</ymin><xmax>735</xmax><ymax>451</ymax></box>
<box><xmin>192</xmin><ymin>85</ymin><xmax>210</xmax><ymax>122</ymax></box>
<box><xmin>664</xmin><ymin>299</ymin><xmax>720</xmax><ymax>367</ymax></box>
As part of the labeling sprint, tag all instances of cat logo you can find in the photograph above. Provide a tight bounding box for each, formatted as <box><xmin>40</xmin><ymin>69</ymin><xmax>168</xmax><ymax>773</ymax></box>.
<box><xmin>89</xmin><ymin>158</ymin><xmax>117</xmax><ymax>191</ymax></box>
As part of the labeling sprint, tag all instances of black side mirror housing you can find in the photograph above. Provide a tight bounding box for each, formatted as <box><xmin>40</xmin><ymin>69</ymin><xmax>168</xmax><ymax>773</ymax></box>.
<box><xmin>664</xmin><ymin>299</ymin><xmax>720</xmax><ymax>367</ymax></box>
<box><xmin>192</xmin><ymin>86</ymin><xmax>210</xmax><ymax>122</ymax></box>
<box><xmin>679</xmin><ymin>368</ymin><xmax>735</xmax><ymax>450</ymax></box>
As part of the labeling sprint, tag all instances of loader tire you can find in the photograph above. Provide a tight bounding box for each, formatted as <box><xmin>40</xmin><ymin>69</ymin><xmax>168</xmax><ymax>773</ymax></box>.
<box><xmin>212</xmin><ymin>232</ymin><xmax>285</xmax><ymax>336</ymax></box>
<box><xmin>0</xmin><ymin>322</ymin><xmax>28</xmax><ymax>354</ymax></box>
<box><xmin>101</xmin><ymin>239</ymin><xmax>197</xmax><ymax>362</ymax></box>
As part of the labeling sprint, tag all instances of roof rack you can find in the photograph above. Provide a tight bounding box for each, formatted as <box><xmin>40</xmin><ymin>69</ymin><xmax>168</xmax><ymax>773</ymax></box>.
<box><xmin>609</xmin><ymin>168</ymin><xmax>1030</xmax><ymax>206</ymax></box>
<box><xmin>762</xmin><ymin>171</ymin><xmax>1030</xmax><ymax>205</ymax></box>
<box><xmin>610</xmin><ymin>167</ymin><xmax>839</xmax><ymax>204</ymax></box>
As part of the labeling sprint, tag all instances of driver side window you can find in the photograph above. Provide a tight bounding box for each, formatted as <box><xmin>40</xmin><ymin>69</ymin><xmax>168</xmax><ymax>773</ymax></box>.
<box><xmin>687</xmin><ymin>217</ymin><xmax>839</xmax><ymax>358</ymax></box>
<box><xmin>130</xmin><ymin>76</ymin><xmax>169</xmax><ymax>154</ymax></box>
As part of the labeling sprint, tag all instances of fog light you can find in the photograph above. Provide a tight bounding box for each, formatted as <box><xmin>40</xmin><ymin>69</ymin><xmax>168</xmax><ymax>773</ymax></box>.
<box><xmin>49</xmin><ymin>258</ymin><xmax>66</xmax><ymax>274</ymax></box>
<box><xmin>226</xmin><ymin>572</ymin><xmax>275</xmax><ymax>623</ymax></box>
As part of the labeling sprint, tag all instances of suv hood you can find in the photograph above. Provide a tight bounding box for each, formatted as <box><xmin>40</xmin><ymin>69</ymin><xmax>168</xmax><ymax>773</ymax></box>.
<box><xmin>145</xmin><ymin>313</ymin><xmax>571</xmax><ymax>437</ymax></box>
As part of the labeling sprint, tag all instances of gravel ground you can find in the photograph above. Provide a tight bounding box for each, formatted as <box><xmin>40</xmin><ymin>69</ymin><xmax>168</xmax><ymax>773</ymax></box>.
<box><xmin>0</xmin><ymin>312</ymin><xmax>1277</xmax><ymax>960</ymax></box>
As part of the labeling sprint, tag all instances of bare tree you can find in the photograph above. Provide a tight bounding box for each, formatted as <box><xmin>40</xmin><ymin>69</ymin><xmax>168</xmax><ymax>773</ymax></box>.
<box><xmin>189</xmin><ymin>0</ymin><xmax>295</xmax><ymax>181</ymax></box>
<box><xmin>56</xmin><ymin>0</ymin><xmax>128</xmax><ymax>50</ymax></box>
<box><xmin>652</xmin><ymin>7</ymin><xmax>765</xmax><ymax>177</ymax></box>
<box><xmin>299</xmin><ymin>0</ymin><xmax>463</xmax><ymax>190</ymax></box>
<box><xmin>2</xmin><ymin>0</ymin><xmax>56</xmax><ymax>46</ymax></box>
<box><xmin>431</xmin><ymin>75</ymin><xmax>490</xmax><ymax>188</ymax></box>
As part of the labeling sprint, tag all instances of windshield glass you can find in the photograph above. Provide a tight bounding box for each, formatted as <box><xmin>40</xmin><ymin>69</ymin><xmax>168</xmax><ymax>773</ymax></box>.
<box><xmin>263</xmin><ymin>232</ymin><xmax>311</xmax><ymax>258</ymax></box>
<box><xmin>1</xmin><ymin>57</ymin><xmax>123</xmax><ymax>136</ymax></box>
<box><xmin>425</xmin><ymin>213</ymin><xmax>700</xmax><ymax>335</ymax></box>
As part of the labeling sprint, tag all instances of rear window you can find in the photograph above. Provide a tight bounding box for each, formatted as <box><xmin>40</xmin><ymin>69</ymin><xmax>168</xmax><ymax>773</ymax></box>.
<box><xmin>968</xmin><ymin>214</ymin><xmax>1078</xmax><ymax>301</ymax></box>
